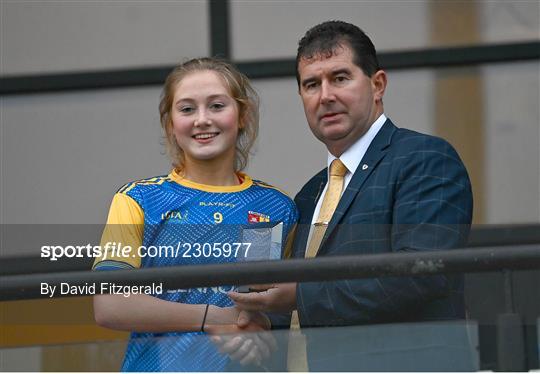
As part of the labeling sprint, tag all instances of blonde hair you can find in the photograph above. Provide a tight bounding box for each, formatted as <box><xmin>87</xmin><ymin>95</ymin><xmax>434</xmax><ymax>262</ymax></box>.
<box><xmin>159</xmin><ymin>57</ymin><xmax>259</xmax><ymax>171</ymax></box>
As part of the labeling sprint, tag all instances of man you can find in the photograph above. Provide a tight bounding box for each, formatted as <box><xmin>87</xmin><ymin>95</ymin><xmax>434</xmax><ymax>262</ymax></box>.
<box><xmin>227</xmin><ymin>20</ymin><xmax>473</xmax><ymax>369</ymax></box>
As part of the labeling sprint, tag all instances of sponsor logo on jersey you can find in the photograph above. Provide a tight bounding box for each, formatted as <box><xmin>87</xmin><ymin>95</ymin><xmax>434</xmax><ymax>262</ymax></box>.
<box><xmin>248</xmin><ymin>211</ymin><xmax>270</xmax><ymax>223</ymax></box>
<box><xmin>166</xmin><ymin>285</ymin><xmax>235</xmax><ymax>294</ymax></box>
<box><xmin>199</xmin><ymin>201</ymin><xmax>236</xmax><ymax>208</ymax></box>
<box><xmin>161</xmin><ymin>210</ymin><xmax>188</xmax><ymax>221</ymax></box>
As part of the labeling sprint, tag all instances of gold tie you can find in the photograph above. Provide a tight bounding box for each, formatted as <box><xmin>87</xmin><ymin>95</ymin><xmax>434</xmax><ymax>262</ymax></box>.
<box><xmin>288</xmin><ymin>159</ymin><xmax>348</xmax><ymax>371</ymax></box>
<box><xmin>305</xmin><ymin>159</ymin><xmax>348</xmax><ymax>258</ymax></box>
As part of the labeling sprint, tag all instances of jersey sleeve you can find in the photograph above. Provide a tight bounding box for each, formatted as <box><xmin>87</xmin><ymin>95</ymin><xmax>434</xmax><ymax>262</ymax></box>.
<box><xmin>93</xmin><ymin>193</ymin><xmax>144</xmax><ymax>270</ymax></box>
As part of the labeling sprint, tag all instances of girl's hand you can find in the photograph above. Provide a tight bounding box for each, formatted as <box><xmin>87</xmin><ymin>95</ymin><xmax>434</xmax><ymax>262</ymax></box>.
<box><xmin>207</xmin><ymin>308</ymin><xmax>276</xmax><ymax>366</ymax></box>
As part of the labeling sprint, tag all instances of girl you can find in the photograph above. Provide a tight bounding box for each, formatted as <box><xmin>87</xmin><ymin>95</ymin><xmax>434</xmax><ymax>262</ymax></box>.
<box><xmin>93</xmin><ymin>58</ymin><xmax>298</xmax><ymax>371</ymax></box>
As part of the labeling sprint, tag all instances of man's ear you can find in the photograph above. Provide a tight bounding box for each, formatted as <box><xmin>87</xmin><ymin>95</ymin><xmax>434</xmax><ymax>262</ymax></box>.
<box><xmin>371</xmin><ymin>70</ymin><xmax>387</xmax><ymax>102</ymax></box>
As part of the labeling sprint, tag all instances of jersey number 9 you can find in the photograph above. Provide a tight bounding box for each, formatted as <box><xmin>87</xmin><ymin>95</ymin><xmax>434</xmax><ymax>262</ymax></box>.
<box><xmin>213</xmin><ymin>212</ymin><xmax>223</xmax><ymax>224</ymax></box>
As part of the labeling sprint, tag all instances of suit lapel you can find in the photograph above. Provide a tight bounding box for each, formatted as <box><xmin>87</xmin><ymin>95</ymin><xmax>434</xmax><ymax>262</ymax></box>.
<box><xmin>300</xmin><ymin>176</ymin><xmax>326</xmax><ymax>226</ymax></box>
<box><xmin>318</xmin><ymin>120</ymin><xmax>397</xmax><ymax>254</ymax></box>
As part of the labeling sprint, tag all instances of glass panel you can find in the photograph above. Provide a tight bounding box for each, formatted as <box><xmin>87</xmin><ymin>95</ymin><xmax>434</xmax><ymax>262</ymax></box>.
<box><xmin>1</xmin><ymin>268</ymin><xmax>538</xmax><ymax>370</ymax></box>
<box><xmin>0</xmin><ymin>322</ymin><xmax>479</xmax><ymax>371</ymax></box>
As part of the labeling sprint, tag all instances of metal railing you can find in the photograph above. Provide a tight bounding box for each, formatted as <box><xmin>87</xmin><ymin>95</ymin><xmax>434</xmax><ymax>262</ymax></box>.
<box><xmin>0</xmin><ymin>244</ymin><xmax>538</xmax><ymax>302</ymax></box>
<box><xmin>1</xmin><ymin>225</ymin><xmax>539</xmax><ymax>371</ymax></box>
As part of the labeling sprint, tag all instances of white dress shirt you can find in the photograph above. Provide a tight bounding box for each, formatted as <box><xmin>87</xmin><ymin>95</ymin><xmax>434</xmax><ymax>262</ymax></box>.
<box><xmin>310</xmin><ymin>113</ymin><xmax>387</xmax><ymax>227</ymax></box>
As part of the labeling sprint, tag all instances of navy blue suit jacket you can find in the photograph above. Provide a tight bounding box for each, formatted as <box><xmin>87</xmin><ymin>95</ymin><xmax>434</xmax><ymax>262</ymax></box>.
<box><xmin>293</xmin><ymin>119</ymin><xmax>473</xmax><ymax>327</ymax></box>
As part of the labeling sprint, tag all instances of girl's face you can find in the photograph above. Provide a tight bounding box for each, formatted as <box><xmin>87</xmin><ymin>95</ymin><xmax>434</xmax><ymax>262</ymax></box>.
<box><xmin>171</xmin><ymin>70</ymin><xmax>240</xmax><ymax>168</ymax></box>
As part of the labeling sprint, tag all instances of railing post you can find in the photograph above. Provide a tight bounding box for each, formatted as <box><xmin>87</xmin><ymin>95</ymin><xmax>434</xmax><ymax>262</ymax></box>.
<box><xmin>496</xmin><ymin>270</ymin><xmax>527</xmax><ymax>371</ymax></box>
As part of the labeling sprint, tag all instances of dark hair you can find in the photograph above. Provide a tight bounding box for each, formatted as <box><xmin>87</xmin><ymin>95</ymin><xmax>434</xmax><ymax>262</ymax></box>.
<box><xmin>296</xmin><ymin>20</ymin><xmax>380</xmax><ymax>86</ymax></box>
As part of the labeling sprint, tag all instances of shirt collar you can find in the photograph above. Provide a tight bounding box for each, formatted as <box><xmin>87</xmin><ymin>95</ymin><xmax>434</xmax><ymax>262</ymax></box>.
<box><xmin>327</xmin><ymin>113</ymin><xmax>387</xmax><ymax>176</ymax></box>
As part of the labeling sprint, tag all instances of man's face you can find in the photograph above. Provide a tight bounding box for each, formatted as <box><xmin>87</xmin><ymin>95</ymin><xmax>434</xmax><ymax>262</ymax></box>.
<box><xmin>298</xmin><ymin>45</ymin><xmax>385</xmax><ymax>156</ymax></box>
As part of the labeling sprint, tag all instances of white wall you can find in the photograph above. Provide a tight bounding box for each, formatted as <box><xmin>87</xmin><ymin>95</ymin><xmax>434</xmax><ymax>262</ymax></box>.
<box><xmin>231</xmin><ymin>0</ymin><xmax>429</xmax><ymax>60</ymax></box>
<box><xmin>1</xmin><ymin>86</ymin><xmax>168</xmax><ymax>225</ymax></box>
<box><xmin>1</xmin><ymin>1</ymin><xmax>209</xmax><ymax>75</ymax></box>
<box><xmin>479</xmin><ymin>0</ymin><xmax>540</xmax><ymax>223</ymax></box>
<box><xmin>483</xmin><ymin>61</ymin><xmax>540</xmax><ymax>223</ymax></box>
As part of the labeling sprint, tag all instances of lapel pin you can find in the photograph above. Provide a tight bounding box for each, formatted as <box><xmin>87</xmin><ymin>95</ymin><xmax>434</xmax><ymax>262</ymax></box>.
<box><xmin>362</xmin><ymin>164</ymin><xmax>368</xmax><ymax>170</ymax></box>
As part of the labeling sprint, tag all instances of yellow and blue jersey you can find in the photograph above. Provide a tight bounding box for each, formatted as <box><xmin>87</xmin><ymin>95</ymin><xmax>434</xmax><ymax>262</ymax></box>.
<box><xmin>94</xmin><ymin>169</ymin><xmax>298</xmax><ymax>371</ymax></box>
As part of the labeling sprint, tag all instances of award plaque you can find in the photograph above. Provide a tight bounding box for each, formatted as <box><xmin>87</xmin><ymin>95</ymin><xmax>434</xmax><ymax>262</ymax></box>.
<box><xmin>236</xmin><ymin>221</ymin><xmax>284</xmax><ymax>292</ymax></box>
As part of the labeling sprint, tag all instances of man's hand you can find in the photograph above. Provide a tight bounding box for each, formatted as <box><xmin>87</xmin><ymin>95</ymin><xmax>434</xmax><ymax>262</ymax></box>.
<box><xmin>211</xmin><ymin>330</ymin><xmax>276</xmax><ymax>366</ymax></box>
<box><xmin>228</xmin><ymin>283</ymin><xmax>297</xmax><ymax>313</ymax></box>
<box><xmin>210</xmin><ymin>310</ymin><xmax>276</xmax><ymax>366</ymax></box>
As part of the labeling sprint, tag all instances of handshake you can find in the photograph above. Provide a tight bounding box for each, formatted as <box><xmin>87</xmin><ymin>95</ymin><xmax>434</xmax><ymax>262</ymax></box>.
<box><xmin>207</xmin><ymin>283</ymin><xmax>297</xmax><ymax>367</ymax></box>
